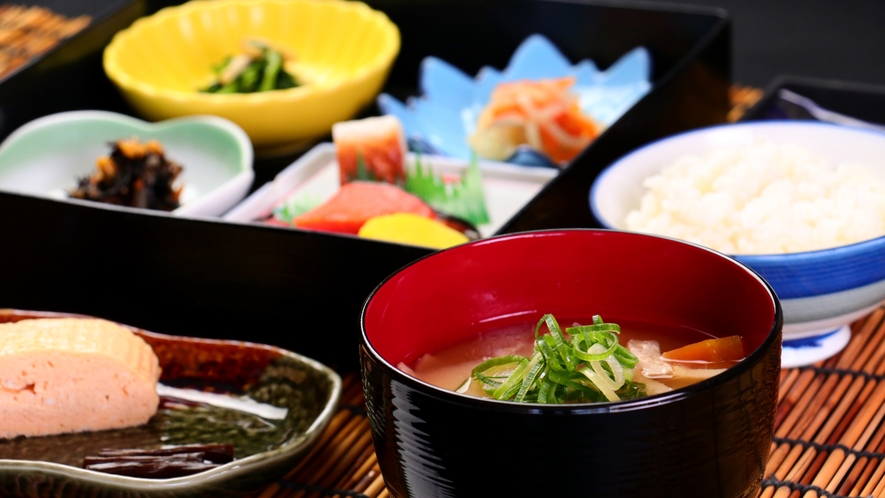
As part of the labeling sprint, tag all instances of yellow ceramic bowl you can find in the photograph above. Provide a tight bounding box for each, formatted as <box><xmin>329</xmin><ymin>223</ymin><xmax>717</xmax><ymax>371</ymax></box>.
<box><xmin>103</xmin><ymin>0</ymin><xmax>400</xmax><ymax>157</ymax></box>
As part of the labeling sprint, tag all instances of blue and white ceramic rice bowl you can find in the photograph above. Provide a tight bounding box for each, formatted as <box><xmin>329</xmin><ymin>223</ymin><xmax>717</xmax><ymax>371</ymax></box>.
<box><xmin>733</xmin><ymin>241</ymin><xmax>885</xmax><ymax>367</ymax></box>
<box><xmin>590</xmin><ymin>121</ymin><xmax>885</xmax><ymax>368</ymax></box>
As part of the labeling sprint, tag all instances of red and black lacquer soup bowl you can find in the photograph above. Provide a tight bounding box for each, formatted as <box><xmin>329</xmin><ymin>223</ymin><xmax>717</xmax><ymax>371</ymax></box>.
<box><xmin>360</xmin><ymin>229</ymin><xmax>782</xmax><ymax>498</ymax></box>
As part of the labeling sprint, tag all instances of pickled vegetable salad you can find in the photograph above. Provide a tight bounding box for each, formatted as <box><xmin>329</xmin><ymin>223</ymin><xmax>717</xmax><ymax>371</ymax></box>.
<box><xmin>202</xmin><ymin>39</ymin><xmax>298</xmax><ymax>94</ymax></box>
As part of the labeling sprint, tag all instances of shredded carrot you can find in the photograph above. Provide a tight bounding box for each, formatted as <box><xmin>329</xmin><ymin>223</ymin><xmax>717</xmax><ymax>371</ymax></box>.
<box><xmin>471</xmin><ymin>76</ymin><xmax>600</xmax><ymax>164</ymax></box>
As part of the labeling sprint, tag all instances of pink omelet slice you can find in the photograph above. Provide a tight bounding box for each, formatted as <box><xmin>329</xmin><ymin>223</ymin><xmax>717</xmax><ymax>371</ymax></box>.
<box><xmin>0</xmin><ymin>318</ymin><xmax>161</xmax><ymax>439</ymax></box>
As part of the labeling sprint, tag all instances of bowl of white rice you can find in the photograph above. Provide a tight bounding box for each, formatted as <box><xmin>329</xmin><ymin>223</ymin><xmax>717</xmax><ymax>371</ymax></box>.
<box><xmin>590</xmin><ymin>121</ymin><xmax>885</xmax><ymax>367</ymax></box>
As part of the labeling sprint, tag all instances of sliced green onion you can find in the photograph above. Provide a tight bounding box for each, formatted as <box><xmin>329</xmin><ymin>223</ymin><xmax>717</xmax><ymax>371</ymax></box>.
<box><xmin>460</xmin><ymin>314</ymin><xmax>647</xmax><ymax>404</ymax></box>
<box><xmin>491</xmin><ymin>358</ymin><xmax>532</xmax><ymax>399</ymax></box>
<box><xmin>514</xmin><ymin>352</ymin><xmax>544</xmax><ymax>402</ymax></box>
<box><xmin>614</xmin><ymin>345</ymin><xmax>640</xmax><ymax>369</ymax></box>
<box><xmin>471</xmin><ymin>355</ymin><xmax>527</xmax><ymax>394</ymax></box>
<box><xmin>572</xmin><ymin>332</ymin><xmax>618</xmax><ymax>362</ymax></box>
<box><xmin>577</xmin><ymin>365</ymin><xmax>620</xmax><ymax>402</ymax></box>
<box><xmin>538</xmin><ymin>314</ymin><xmax>577</xmax><ymax>370</ymax></box>
<box><xmin>567</xmin><ymin>322</ymin><xmax>621</xmax><ymax>335</ymax></box>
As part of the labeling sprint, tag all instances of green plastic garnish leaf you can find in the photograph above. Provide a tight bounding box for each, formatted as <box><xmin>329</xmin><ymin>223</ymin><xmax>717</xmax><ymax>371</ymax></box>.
<box><xmin>404</xmin><ymin>152</ymin><xmax>490</xmax><ymax>226</ymax></box>
<box><xmin>352</xmin><ymin>150</ymin><xmax>377</xmax><ymax>182</ymax></box>
<box><xmin>272</xmin><ymin>192</ymin><xmax>323</xmax><ymax>224</ymax></box>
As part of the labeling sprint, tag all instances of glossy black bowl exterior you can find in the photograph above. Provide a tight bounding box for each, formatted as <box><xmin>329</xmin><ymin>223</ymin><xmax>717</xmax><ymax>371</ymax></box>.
<box><xmin>362</xmin><ymin>343</ymin><xmax>780</xmax><ymax>497</ymax></box>
<box><xmin>360</xmin><ymin>231</ymin><xmax>783</xmax><ymax>498</ymax></box>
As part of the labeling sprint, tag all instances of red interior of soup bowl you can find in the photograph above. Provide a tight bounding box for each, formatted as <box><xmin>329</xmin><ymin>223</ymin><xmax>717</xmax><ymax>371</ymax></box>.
<box><xmin>363</xmin><ymin>229</ymin><xmax>779</xmax><ymax>371</ymax></box>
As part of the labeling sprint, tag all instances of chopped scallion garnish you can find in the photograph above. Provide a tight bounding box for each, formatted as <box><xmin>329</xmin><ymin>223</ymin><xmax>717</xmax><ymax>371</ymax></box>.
<box><xmin>466</xmin><ymin>314</ymin><xmax>645</xmax><ymax>404</ymax></box>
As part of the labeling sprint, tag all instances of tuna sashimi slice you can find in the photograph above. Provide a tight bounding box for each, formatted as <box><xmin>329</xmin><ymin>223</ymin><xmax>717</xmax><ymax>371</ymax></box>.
<box><xmin>291</xmin><ymin>181</ymin><xmax>434</xmax><ymax>234</ymax></box>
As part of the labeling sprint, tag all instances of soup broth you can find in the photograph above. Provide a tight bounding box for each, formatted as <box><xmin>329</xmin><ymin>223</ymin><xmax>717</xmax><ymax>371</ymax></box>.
<box><xmin>403</xmin><ymin>315</ymin><xmax>742</xmax><ymax>402</ymax></box>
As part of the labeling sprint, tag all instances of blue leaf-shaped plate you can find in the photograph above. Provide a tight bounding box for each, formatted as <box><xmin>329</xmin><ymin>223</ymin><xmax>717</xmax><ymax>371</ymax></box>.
<box><xmin>377</xmin><ymin>34</ymin><xmax>652</xmax><ymax>168</ymax></box>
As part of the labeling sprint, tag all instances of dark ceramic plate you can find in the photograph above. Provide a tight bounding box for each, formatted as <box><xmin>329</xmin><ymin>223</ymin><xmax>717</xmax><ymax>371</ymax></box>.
<box><xmin>0</xmin><ymin>309</ymin><xmax>341</xmax><ymax>498</ymax></box>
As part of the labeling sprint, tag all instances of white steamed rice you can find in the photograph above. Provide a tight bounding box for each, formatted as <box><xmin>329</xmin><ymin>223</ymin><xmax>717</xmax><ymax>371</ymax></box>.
<box><xmin>625</xmin><ymin>141</ymin><xmax>885</xmax><ymax>254</ymax></box>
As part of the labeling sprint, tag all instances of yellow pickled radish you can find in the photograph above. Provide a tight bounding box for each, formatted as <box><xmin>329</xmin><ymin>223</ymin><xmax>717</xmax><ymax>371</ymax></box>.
<box><xmin>358</xmin><ymin>213</ymin><xmax>469</xmax><ymax>249</ymax></box>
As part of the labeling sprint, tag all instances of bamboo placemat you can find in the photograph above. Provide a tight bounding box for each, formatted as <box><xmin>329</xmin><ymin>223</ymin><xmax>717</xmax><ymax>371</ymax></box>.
<box><xmin>761</xmin><ymin>308</ymin><xmax>885</xmax><ymax>498</ymax></box>
<box><xmin>0</xmin><ymin>4</ymin><xmax>91</xmax><ymax>80</ymax></box>
<box><xmin>255</xmin><ymin>374</ymin><xmax>386</xmax><ymax>498</ymax></box>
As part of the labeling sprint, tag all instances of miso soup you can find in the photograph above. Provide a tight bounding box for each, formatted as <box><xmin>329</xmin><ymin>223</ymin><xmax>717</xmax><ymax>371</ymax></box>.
<box><xmin>401</xmin><ymin>313</ymin><xmax>745</xmax><ymax>403</ymax></box>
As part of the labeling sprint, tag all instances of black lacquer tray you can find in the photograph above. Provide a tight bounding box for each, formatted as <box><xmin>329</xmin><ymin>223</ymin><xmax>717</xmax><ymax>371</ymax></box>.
<box><xmin>741</xmin><ymin>75</ymin><xmax>885</xmax><ymax>126</ymax></box>
<box><xmin>0</xmin><ymin>0</ymin><xmax>731</xmax><ymax>370</ymax></box>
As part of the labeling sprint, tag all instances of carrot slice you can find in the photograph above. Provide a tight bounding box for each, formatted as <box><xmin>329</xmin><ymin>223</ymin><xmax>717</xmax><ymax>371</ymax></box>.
<box><xmin>661</xmin><ymin>336</ymin><xmax>745</xmax><ymax>366</ymax></box>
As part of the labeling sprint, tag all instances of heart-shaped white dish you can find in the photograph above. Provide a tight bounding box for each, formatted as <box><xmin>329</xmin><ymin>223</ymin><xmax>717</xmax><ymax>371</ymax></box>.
<box><xmin>0</xmin><ymin>110</ymin><xmax>254</xmax><ymax>217</ymax></box>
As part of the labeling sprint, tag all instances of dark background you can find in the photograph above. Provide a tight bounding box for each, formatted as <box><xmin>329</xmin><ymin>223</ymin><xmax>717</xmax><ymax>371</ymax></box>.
<box><xmin>641</xmin><ymin>0</ymin><xmax>885</xmax><ymax>88</ymax></box>
<box><xmin>24</xmin><ymin>0</ymin><xmax>885</xmax><ymax>98</ymax></box>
